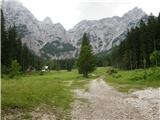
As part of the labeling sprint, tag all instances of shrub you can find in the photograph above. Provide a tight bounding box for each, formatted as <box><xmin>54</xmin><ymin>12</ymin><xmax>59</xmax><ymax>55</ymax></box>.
<box><xmin>9</xmin><ymin>60</ymin><xmax>22</xmax><ymax>78</ymax></box>
<box><xmin>1</xmin><ymin>65</ymin><xmax>10</xmax><ymax>74</ymax></box>
<box><xmin>107</xmin><ymin>68</ymin><xmax>118</xmax><ymax>75</ymax></box>
<box><xmin>39</xmin><ymin>71</ymin><xmax>44</xmax><ymax>75</ymax></box>
<box><xmin>150</xmin><ymin>50</ymin><xmax>160</xmax><ymax>67</ymax></box>
<box><xmin>115</xmin><ymin>74</ymin><xmax>121</xmax><ymax>78</ymax></box>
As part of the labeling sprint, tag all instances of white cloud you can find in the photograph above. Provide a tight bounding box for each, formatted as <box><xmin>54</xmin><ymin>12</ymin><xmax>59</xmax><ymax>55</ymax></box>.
<box><xmin>20</xmin><ymin>0</ymin><xmax>160</xmax><ymax>30</ymax></box>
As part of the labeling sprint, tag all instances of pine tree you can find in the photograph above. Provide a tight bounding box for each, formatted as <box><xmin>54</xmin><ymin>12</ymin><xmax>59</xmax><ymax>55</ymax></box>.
<box><xmin>1</xmin><ymin>10</ymin><xmax>9</xmax><ymax>66</ymax></box>
<box><xmin>9</xmin><ymin>59</ymin><xmax>22</xmax><ymax>78</ymax></box>
<box><xmin>8</xmin><ymin>25</ymin><xmax>18</xmax><ymax>61</ymax></box>
<box><xmin>93</xmin><ymin>12</ymin><xmax>160</xmax><ymax>69</ymax></box>
<box><xmin>77</xmin><ymin>33</ymin><xmax>96</xmax><ymax>77</ymax></box>
<box><xmin>158</xmin><ymin>13</ymin><xmax>160</xmax><ymax>22</ymax></box>
<box><xmin>150</xmin><ymin>50</ymin><xmax>159</xmax><ymax>67</ymax></box>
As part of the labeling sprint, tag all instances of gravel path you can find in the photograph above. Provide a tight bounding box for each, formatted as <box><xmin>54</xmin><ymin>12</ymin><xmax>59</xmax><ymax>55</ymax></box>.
<box><xmin>71</xmin><ymin>78</ymin><xmax>160</xmax><ymax>120</ymax></box>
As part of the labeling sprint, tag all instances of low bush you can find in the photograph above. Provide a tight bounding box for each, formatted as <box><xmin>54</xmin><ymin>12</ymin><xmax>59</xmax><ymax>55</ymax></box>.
<box><xmin>107</xmin><ymin>68</ymin><xmax>118</xmax><ymax>75</ymax></box>
<box><xmin>9</xmin><ymin>60</ymin><xmax>22</xmax><ymax>78</ymax></box>
<box><xmin>39</xmin><ymin>71</ymin><xmax>44</xmax><ymax>75</ymax></box>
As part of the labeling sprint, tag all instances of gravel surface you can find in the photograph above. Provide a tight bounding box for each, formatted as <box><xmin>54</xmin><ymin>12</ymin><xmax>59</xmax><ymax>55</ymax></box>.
<box><xmin>71</xmin><ymin>79</ymin><xmax>160</xmax><ymax>120</ymax></box>
<box><xmin>2</xmin><ymin>104</ymin><xmax>56</xmax><ymax>120</ymax></box>
<box><xmin>126</xmin><ymin>88</ymin><xmax>160</xmax><ymax>120</ymax></box>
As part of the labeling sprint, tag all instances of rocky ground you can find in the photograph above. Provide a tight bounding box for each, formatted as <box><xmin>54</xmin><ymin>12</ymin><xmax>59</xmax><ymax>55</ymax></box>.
<box><xmin>2</xmin><ymin>104</ymin><xmax>56</xmax><ymax>120</ymax></box>
<box><xmin>71</xmin><ymin>78</ymin><xmax>160</xmax><ymax>120</ymax></box>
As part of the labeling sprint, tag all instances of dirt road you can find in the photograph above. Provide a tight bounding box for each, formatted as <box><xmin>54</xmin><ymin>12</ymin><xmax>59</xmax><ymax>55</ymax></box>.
<box><xmin>71</xmin><ymin>79</ymin><xmax>160</xmax><ymax>120</ymax></box>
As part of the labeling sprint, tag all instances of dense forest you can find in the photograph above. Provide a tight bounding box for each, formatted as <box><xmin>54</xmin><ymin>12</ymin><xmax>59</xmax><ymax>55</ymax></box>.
<box><xmin>97</xmin><ymin>13</ymin><xmax>160</xmax><ymax>69</ymax></box>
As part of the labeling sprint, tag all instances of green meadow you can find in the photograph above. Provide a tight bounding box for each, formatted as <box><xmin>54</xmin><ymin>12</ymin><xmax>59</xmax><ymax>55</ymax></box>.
<box><xmin>1</xmin><ymin>68</ymin><xmax>106</xmax><ymax>119</ymax></box>
<box><xmin>2</xmin><ymin>67</ymin><xmax>160</xmax><ymax>119</ymax></box>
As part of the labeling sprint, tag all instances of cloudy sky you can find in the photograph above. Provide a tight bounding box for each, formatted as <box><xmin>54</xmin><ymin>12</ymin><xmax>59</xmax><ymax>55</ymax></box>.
<box><xmin>20</xmin><ymin>0</ymin><xmax>160</xmax><ymax>30</ymax></box>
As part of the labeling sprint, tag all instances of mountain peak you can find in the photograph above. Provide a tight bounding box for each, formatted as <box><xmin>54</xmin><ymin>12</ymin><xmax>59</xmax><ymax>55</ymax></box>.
<box><xmin>43</xmin><ymin>17</ymin><xmax>53</xmax><ymax>25</ymax></box>
<box><xmin>122</xmin><ymin>7</ymin><xmax>146</xmax><ymax>22</ymax></box>
<box><xmin>125</xmin><ymin>7</ymin><xmax>146</xmax><ymax>16</ymax></box>
<box><xmin>54</xmin><ymin>23</ymin><xmax>66</xmax><ymax>32</ymax></box>
<box><xmin>132</xmin><ymin>7</ymin><xmax>141</xmax><ymax>10</ymax></box>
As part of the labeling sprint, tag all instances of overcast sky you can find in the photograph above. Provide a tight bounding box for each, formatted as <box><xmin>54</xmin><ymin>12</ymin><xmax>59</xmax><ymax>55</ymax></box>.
<box><xmin>19</xmin><ymin>0</ymin><xmax>160</xmax><ymax>30</ymax></box>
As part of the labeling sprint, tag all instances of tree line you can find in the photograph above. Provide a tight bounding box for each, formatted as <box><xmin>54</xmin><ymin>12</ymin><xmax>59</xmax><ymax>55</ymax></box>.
<box><xmin>1</xmin><ymin>9</ymin><xmax>77</xmax><ymax>75</ymax></box>
<box><xmin>45</xmin><ymin>59</ymin><xmax>75</xmax><ymax>71</ymax></box>
<box><xmin>1</xmin><ymin>10</ymin><xmax>44</xmax><ymax>74</ymax></box>
<box><xmin>98</xmin><ymin>13</ymin><xmax>160</xmax><ymax>69</ymax></box>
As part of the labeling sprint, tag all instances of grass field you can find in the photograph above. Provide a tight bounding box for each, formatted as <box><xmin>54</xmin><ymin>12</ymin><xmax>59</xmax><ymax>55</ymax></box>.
<box><xmin>2</xmin><ymin>67</ymin><xmax>160</xmax><ymax>119</ymax></box>
<box><xmin>1</xmin><ymin>68</ymin><xmax>106</xmax><ymax>119</ymax></box>
<box><xmin>105</xmin><ymin>67</ymin><xmax>160</xmax><ymax>92</ymax></box>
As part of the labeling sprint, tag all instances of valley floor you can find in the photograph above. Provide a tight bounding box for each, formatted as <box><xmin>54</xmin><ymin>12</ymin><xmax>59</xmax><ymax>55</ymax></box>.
<box><xmin>72</xmin><ymin>78</ymin><xmax>160</xmax><ymax>120</ymax></box>
<box><xmin>2</xmin><ymin>67</ymin><xmax>160</xmax><ymax>120</ymax></box>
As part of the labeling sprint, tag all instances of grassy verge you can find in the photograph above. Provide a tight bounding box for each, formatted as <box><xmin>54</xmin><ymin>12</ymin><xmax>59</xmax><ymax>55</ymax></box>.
<box><xmin>105</xmin><ymin>67</ymin><xmax>160</xmax><ymax>92</ymax></box>
<box><xmin>1</xmin><ymin>68</ymin><xmax>105</xmax><ymax>119</ymax></box>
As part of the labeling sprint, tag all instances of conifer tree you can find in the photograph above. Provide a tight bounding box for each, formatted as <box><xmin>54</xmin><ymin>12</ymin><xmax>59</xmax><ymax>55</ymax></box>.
<box><xmin>1</xmin><ymin>10</ymin><xmax>9</xmax><ymax>66</ymax></box>
<box><xmin>109</xmin><ymin>13</ymin><xmax>160</xmax><ymax>69</ymax></box>
<box><xmin>77</xmin><ymin>33</ymin><xmax>96</xmax><ymax>77</ymax></box>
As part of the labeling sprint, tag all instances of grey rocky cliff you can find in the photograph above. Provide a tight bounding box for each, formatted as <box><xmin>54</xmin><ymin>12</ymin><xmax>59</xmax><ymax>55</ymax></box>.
<box><xmin>2</xmin><ymin>0</ymin><xmax>75</xmax><ymax>59</ymax></box>
<box><xmin>2</xmin><ymin>0</ymin><xmax>147</xmax><ymax>59</ymax></box>
<box><xmin>68</xmin><ymin>7</ymin><xmax>147</xmax><ymax>54</ymax></box>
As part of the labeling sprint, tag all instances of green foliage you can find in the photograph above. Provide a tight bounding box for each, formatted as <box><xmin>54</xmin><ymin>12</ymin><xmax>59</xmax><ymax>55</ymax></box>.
<box><xmin>1</xmin><ymin>10</ymin><xmax>10</xmax><ymax>66</ymax></box>
<box><xmin>66</xmin><ymin>59</ymin><xmax>75</xmax><ymax>71</ymax></box>
<box><xmin>1</xmin><ymin>9</ymin><xmax>44</xmax><ymax>73</ymax></box>
<box><xmin>143</xmin><ymin>58</ymin><xmax>147</xmax><ymax>68</ymax></box>
<box><xmin>103</xmin><ymin>14</ymin><xmax>160</xmax><ymax>70</ymax></box>
<box><xmin>1</xmin><ymin>65</ymin><xmax>10</xmax><ymax>75</ymax></box>
<box><xmin>77</xmin><ymin>33</ymin><xmax>96</xmax><ymax>77</ymax></box>
<box><xmin>44</xmin><ymin>59</ymin><xmax>76</xmax><ymax>71</ymax></box>
<box><xmin>96</xmin><ymin>50</ymin><xmax>111</xmax><ymax>67</ymax></box>
<box><xmin>106</xmin><ymin>67</ymin><xmax>160</xmax><ymax>92</ymax></box>
<box><xmin>9</xmin><ymin>60</ymin><xmax>22</xmax><ymax>78</ymax></box>
<box><xmin>39</xmin><ymin>71</ymin><xmax>44</xmax><ymax>75</ymax></box>
<box><xmin>40</xmin><ymin>41</ymin><xmax>75</xmax><ymax>56</ymax></box>
<box><xmin>150</xmin><ymin>50</ymin><xmax>160</xmax><ymax>66</ymax></box>
<box><xmin>107</xmin><ymin>68</ymin><xmax>118</xmax><ymax>75</ymax></box>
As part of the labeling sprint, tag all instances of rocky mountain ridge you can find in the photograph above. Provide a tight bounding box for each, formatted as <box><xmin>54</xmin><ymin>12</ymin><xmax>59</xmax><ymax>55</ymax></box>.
<box><xmin>68</xmin><ymin>7</ymin><xmax>147</xmax><ymax>54</ymax></box>
<box><xmin>2</xmin><ymin>0</ymin><xmax>147</xmax><ymax>59</ymax></box>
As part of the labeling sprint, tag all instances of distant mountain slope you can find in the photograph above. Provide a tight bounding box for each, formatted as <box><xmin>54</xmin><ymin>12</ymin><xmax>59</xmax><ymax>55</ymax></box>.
<box><xmin>2</xmin><ymin>0</ymin><xmax>147</xmax><ymax>59</ymax></box>
<box><xmin>68</xmin><ymin>7</ymin><xmax>147</xmax><ymax>54</ymax></box>
<box><xmin>2</xmin><ymin>0</ymin><xmax>75</xmax><ymax>59</ymax></box>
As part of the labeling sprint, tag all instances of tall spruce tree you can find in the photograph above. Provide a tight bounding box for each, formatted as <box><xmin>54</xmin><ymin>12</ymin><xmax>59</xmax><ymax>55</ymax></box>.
<box><xmin>77</xmin><ymin>33</ymin><xmax>96</xmax><ymax>77</ymax></box>
<box><xmin>1</xmin><ymin>9</ymin><xmax>10</xmax><ymax>66</ymax></box>
<box><xmin>8</xmin><ymin>25</ymin><xmax>18</xmax><ymax>61</ymax></box>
